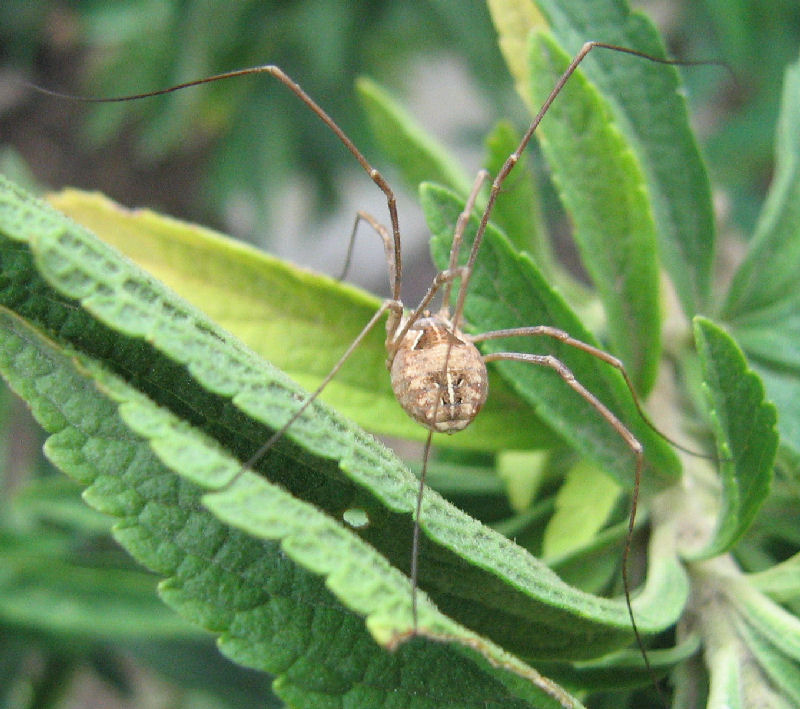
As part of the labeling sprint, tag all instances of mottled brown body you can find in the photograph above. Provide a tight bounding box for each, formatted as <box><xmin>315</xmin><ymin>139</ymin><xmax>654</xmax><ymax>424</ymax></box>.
<box><xmin>388</xmin><ymin>313</ymin><xmax>488</xmax><ymax>433</ymax></box>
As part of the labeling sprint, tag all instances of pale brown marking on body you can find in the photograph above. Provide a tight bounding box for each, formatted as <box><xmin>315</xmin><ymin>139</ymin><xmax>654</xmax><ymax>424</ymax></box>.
<box><xmin>388</xmin><ymin>314</ymin><xmax>488</xmax><ymax>433</ymax></box>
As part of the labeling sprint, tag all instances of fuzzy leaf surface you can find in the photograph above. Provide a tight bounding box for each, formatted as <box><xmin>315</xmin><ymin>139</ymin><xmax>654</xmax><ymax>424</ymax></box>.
<box><xmin>723</xmin><ymin>56</ymin><xmax>800</xmax><ymax>319</ymax></box>
<box><xmin>692</xmin><ymin>317</ymin><xmax>778</xmax><ymax>558</ymax></box>
<box><xmin>0</xmin><ymin>174</ymin><xmax>699</xmax><ymax>704</ymax></box>
<box><xmin>527</xmin><ymin>31</ymin><xmax>661</xmax><ymax>393</ymax></box>
<box><xmin>721</xmin><ymin>55</ymin><xmax>800</xmax><ymax>457</ymax></box>
<box><xmin>0</xmin><ymin>298</ymin><xmax>581</xmax><ymax>708</ymax></box>
<box><xmin>528</xmin><ymin>0</ymin><xmax>716</xmax><ymax>317</ymax></box>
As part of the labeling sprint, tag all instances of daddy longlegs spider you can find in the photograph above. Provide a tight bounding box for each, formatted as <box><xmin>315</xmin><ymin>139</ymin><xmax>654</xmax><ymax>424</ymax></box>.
<box><xmin>23</xmin><ymin>39</ymin><xmax>720</xmax><ymax>695</ymax></box>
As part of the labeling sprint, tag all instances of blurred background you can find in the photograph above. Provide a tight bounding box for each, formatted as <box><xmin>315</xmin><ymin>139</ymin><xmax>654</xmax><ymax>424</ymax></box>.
<box><xmin>1</xmin><ymin>0</ymin><xmax>515</xmax><ymax>299</ymax></box>
<box><xmin>3</xmin><ymin>0</ymin><xmax>798</xmax><ymax>290</ymax></box>
<box><xmin>1</xmin><ymin>1</ymin><xmax>799</xmax><ymax>707</ymax></box>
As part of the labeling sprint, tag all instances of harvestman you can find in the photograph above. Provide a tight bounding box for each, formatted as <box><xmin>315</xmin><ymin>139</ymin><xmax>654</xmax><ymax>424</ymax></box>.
<box><xmin>26</xmin><ymin>41</ymin><xmax>714</xmax><ymax>676</ymax></box>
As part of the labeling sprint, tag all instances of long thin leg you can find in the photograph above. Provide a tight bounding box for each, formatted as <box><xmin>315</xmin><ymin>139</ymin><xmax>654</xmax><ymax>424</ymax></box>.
<box><xmin>451</xmin><ymin>42</ymin><xmax>728</xmax><ymax>330</ymax></box>
<box><xmin>237</xmin><ymin>299</ymin><xmax>401</xmax><ymax>476</ymax></box>
<box><xmin>388</xmin><ymin>169</ymin><xmax>488</xmax><ymax>353</ymax></box>
<box><xmin>407</xmin><ymin>170</ymin><xmax>493</xmax><ymax>627</ymax></box>
<box><xmin>23</xmin><ymin>65</ymin><xmax>404</xmax><ymax>302</ymax></box>
<box><xmin>411</xmin><ymin>429</ymin><xmax>435</xmax><ymax>627</ymax></box>
<box><xmin>441</xmin><ymin>169</ymin><xmax>490</xmax><ymax>310</ymax></box>
<box><xmin>473</xmin><ymin>326</ymin><xmax>706</xmax><ymax>457</ymax></box>
<box><xmin>386</xmin><ymin>264</ymin><xmax>468</xmax><ymax>352</ymax></box>
<box><xmin>484</xmin><ymin>350</ymin><xmax>657</xmax><ymax>688</ymax></box>
<box><xmin>408</xmin><ymin>163</ymin><xmax>486</xmax><ymax>613</ymax></box>
<box><xmin>338</xmin><ymin>211</ymin><xmax>398</xmax><ymax>296</ymax></box>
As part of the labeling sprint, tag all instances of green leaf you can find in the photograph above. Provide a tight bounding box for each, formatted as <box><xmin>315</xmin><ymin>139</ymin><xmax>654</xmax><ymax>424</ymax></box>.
<box><xmin>48</xmin><ymin>188</ymin><xmax>549</xmax><ymax>452</ymax></box>
<box><xmin>539</xmin><ymin>632</ymin><xmax>702</xmax><ymax>692</ymax></box>
<box><xmin>704</xmin><ymin>578</ymin><xmax>800</xmax><ymax>707</ymax></box>
<box><xmin>542</xmin><ymin>460</ymin><xmax>620</xmax><ymax>559</ymax></box>
<box><xmin>734</xmin><ymin>615</ymin><xmax>800</xmax><ymax>705</ymax></box>
<box><xmin>727</xmin><ymin>578</ymin><xmax>800</xmax><ymax>665</ymax></box>
<box><xmin>122</xmin><ymin>640</ymin><xmax>279</xmax><ymax>708</ymax></box>
<box><xmin>482</xmin><ymin>120</ymin><xmax>592</xmax><ymax>311</ymax></box>
<box><xmin>625</xmin><ymin>519</ymin><xmax>690</xmax><ymax>642</ymax></box>
<box><xmin>487</xmin><ymin>0</ymin><xmax>547</xmax><ymax>110</ymax></box>
<box><xmin>3</xmin><ymin>177</ymin><xmax>668</xmax><ymax>652</ymax></box>
<box><xmin>0</xmin><ymin>527</ymin><xmax>199</xmax><ymax>640</ymax></box>
<box><xmin>0</xmin><ymin>301</ymin><xmax>582</xmax><ymax>708</ymax></box>
<box><xmin>548</xmin><ymin>517</ymin><xmax>629</xmax><ymax>595</ymax></box>
<box><xmin>706</xmin><ymin>642</ymin><xmax>746</xmax><ymax>709</ymax></box>
<box><xmin>1</xmin><ymin>473</ymin><xmax>201</xmax><ymax>642</ymax></box>
<box><xmin>0</xmin><ymin>631</ymin><xmax>29</xmax><ymax>706</ymax></box>
<box><xmin>749</xmin><ymin>363</ymin><xmax>800</xmax><ymax>459</ymax></box>
<box><xmin>497</xmin><ymin>449</ymin><xmax>550</xmax><ymax>512</ymax></box>
<box><xmin>356</xmin><ymin>77</ymin><xmax>473</xmax><ymax>196</ymax></box>
<box><xmin>528</xmin><ymin>31</ymin><xmax>661</xmax><ymax>394</ymax></box>
<box><xmin>0</xmin><ymin>172</ymin><xmax>697</xmax><ymax>705</ymax></box>
<box><xmin>423</xmin><ymin>182</ymin><xmax>681</xmax><ymax>488</ymax></box>
<box><xmin>748</xmin><ymin>551</ymin><xmax>800</xmax><ymax>603</ymax></box>
<box><xmin>692</xmin><ymin>317</ymin><xmax>778</xmax><ymax>558</ymax></box>
<box><xmin>529</xmin><ymin>0</ymin><xmax>716</xmax><ymax>318</ymax></box>
<box><xmin>723</xmin><ymin>54</ymin><xmax>800</xmax><ymax>319</ymax></box>
<box><xmin>730</xmin><ymin>298</ymin><xmax>800</xmax><ymax>371</ymax></box>
<box><xmin>719</xmin><ymin>55</ymin><xmax>800</xmax><ymax>457</ymax></box>
<box><xmin>11</xmin><ymin>475</ymin><xmax>114</xmax><ymax>534</ymax></box>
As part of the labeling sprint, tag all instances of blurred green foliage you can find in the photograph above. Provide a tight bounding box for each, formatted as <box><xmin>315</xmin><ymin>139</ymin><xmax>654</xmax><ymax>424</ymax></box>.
<box><xmin>1</xmin><ymin>2</ymin><xmax>799</xmax><ymax>706</ymax></box>
<box><xmin>675</xmin><ymin>0</ymin><xmax>800</xmax><ymax>230</ymax></box>
<box><xmin>1</xmin><ymin>0</ymin><xmax>510</xmax><ymax>245</ymax></box>
<box><xmin>2</xmin><ymin>1</ymin><xmax>799</xmax><ymax>240</ymax></box>
<box><xmin>0</xmin><ymin>386</ymin><xmax>279</xmax><ymax>707</ymax></box>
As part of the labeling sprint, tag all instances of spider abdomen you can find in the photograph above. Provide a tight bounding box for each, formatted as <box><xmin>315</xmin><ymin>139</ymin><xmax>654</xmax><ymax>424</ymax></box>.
<box><xmin>390</xmin><ymin>316</ymin><xmax>488</xmax><ymax>433</ymax></box>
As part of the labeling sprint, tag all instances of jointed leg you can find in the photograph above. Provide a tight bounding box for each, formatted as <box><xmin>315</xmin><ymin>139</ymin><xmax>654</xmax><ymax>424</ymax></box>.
<box><xmin>473</xmin><ymin>326</ymin><xmax>699</xmax><ymax>455</ymax></box>
<box><xmin>484</xmin><ymin>350</ymin><xmax>652</xmax><ymax>679</ymax></box>
<box><xmin>24</xmin><ymin>64</ymin><xmax>404</xmax><ymax>301</ymax></box>
<box><xmin>442</xmin><ymin>169</ymin><xmax>490</xmax><ymax>316</ymax></box>
<box><xmin>338</xmin><ymin>211</ymin><xmax>398</xmax><ymax>296</ymax></box>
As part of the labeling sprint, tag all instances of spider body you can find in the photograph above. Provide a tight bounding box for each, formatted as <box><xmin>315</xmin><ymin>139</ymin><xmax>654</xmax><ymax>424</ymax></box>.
<box><xmin>388</xmin><ymin>310</ymin><xmax>488</xmax><ymax>433</ymax></box>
